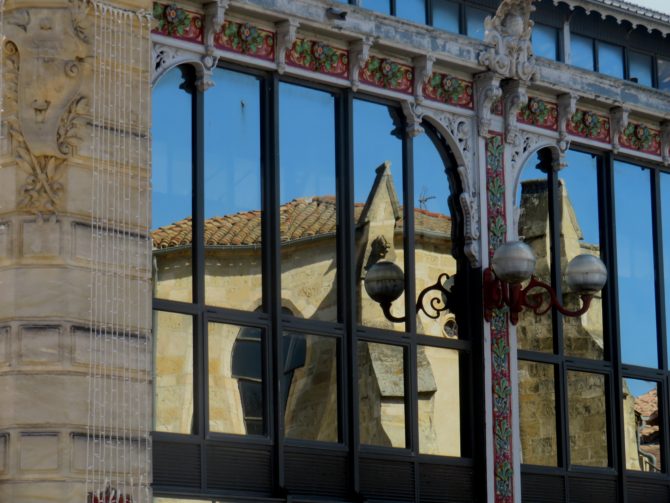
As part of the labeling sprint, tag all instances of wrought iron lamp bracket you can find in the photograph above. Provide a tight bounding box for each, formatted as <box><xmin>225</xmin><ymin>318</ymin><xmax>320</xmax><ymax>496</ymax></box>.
<box><xmin>379</xmin><ymin>273</ymin><xmax>456</xmax><ymax>324</ymax></box>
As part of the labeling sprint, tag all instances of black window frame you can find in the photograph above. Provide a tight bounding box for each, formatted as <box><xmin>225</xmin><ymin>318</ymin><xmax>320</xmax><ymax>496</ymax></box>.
<box><xmin>151</xmin><ymin>61</ymin><xmax>486</xmax><ymax>502</ymax></box>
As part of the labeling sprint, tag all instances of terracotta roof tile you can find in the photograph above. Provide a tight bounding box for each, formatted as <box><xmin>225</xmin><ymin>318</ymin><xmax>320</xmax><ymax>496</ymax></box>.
<box><xmin>152</xmin><ymin>196</ymin><xmax>451</xmax><ymax>249</ymax></box>
<box><xmin>634</xmin><ymin>388</ymin><xmax>659</xmax><ymax>422</ymax></box>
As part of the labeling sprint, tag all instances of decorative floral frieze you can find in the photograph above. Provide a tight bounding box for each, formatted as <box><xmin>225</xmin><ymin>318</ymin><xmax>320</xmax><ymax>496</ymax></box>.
<box><xmin>619</xmin><ymin>122</ymin><xmax>662</xmax><ymax>155</ymax></box>
<box><xmin>215</xmin><ymin>21</ymin><xmax>275</xmax><ymax>61</ymax></box>
<box><xmin>359</xmin><ymin>56</ymin><xmax>413</xmax><ymax>95</ymax></box>
<box><xmin>287</xmin><ymin>38</ymin><xmax>349</xmax><ymax>78</ymax></box>
<box><xmin>486</xmin><ymin>133</ymin><xmax>513</xmax><ymax>503</ymax></box>
<box><xmin>422</xmin><ymin>72</ymin><xmax>473</xmax><ymax>109</ymax></box>
<box><xmin>517</xmin><ymin>97</ymin><xmax>558</xmax><ymax>131</ymax></box>
<box><xmin>152</xmin><ymin>3</ymin><xmax>203</xmax><ymax>44</ymax></box>
<box><xmin>567</xmin><ymin>109</ymin><xmax>610</xmax><ymax>143</ymax></box>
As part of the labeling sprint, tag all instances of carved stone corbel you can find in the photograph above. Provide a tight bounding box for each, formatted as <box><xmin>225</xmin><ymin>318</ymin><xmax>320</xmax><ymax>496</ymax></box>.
<box><xmin>502</xmin><ymin>80</ymin><xmax>528</xmax><ymax>145</ymax></box>
<box><xmin>276</xmin><ymin>19</ymin><xmax>300</xmax><ymax>75</ymax></box>
<box><xmin>474</xmin><ymin>72</ymin><xmax>502</xmax><ymax>137</ymax></box>
<box><xmin>662</xmin><ymin>121</ymin><xmax>670</xmax><ymax>166</ymax></box>
<box><xmin>610</xmin><ymin>106</ymin><xmax>629</xmax><ymax>154</ymax></box>
<box><xmin>457</xmin><ymin>165</ymin><xmax>481</xmax><ymax>267</ymax></box>
<box><xmin>203</xmin><ymin>0</ymin><xmax>229</xmax><ymax>48</ymax></box>
<box><xmin>350</xmin><ymin>37</ymin><xmax>373</xmax><ymax>92</ymax></box>
<box><xmin>557</xmin><ymin>92</ymin><xmax>577</xmax><ymax>154</ymax></box>
<box><xmin>400</xmin><ymin>101</ymin><xmax>425</xmax><ymax>138</ymax></box>
<box><xmin>413</xmin><ymin>54</ymin><xmax>435</xmax><ymax>104</ymax></box>
<box><xmin>197</xmin><ymin>48</ymin><xmax>218</xmax><ymax>92</ymax></box>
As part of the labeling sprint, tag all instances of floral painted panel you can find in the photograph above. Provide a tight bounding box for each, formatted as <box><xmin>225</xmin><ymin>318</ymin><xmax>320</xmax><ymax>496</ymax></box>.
<box><xmin>517</xmin><ymin>98</ymin><xmax>558</xmax><ymax>131</ymax></box>
<box><xmin>567</xmin><ymin>109</ymin><xmax>611</xmax><ymax>143</ymax></box>
<box><xmin>486</xmin><ymin>133</ymin><xmax>513</xmax><ymax>503</ymax></box>
<box><xmin>287</xmin><ymin>39</ymin><xmax>349</xmax><ymax>79</ymax></box>
<box><xmin>359</xmin><ymin>56</ymin><xmax>413</xmax><ymax>95</ymax></box>
<box><xmin>619</xmin><ymin>122</ymin><xmax>662</xmax><ymax>156</ymax></box>
<box><xmin>422</xmin><ymin>72</ymin><xmax>474</xmax><ymax>109</ymax></box>
<box><xmin>153</xmin><ymin>3</ymin><xmax>203</xmax><ymax>44</ymax></box>
<box><xmin>215</xmin><ymin>21</ymin><xmax>275</xmax><ymax>61</ymax></box>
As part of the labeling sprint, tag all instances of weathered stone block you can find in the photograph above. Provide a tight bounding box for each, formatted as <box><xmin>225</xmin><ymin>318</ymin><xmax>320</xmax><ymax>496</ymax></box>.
<box><xmin>22</xmin><ymin>220</ymin><xmax>61</xmax><ymax>258</ymax></box>
<box><xmin>19</xmin><ymin>433</ymin><xmax>59</xmax><ymax>472</ymax></box>
<box><xmin>19</xmin><ymin>325</ymin><xmax>61</xmax><ymax>364</ymax></box>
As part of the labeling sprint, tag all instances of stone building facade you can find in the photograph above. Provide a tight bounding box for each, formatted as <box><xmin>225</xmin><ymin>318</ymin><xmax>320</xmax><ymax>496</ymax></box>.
<box><xmin>1</xmin><ymin>0</ymin><xmax>670</xmax><ymax>502</ymax></box>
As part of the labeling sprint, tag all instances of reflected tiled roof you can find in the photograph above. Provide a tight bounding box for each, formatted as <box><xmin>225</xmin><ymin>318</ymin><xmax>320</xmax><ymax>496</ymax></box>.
<box><xmin>152</xmin><ymin>196</ymin><xmax>451</xmax><ymax>249</ymax></box>
<box><xmin>635</xmin><ymin>388</ymin><xmax>658</xmax><ymax>422</ymax></box>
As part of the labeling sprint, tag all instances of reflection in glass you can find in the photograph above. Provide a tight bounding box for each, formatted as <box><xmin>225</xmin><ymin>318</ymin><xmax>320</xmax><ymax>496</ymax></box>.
<box><xmin>418</xmin><ymin>346</ymin><xmax>460</xmax><ymax>456</ymax></box>
<box><xmin>354</xmin><ymin>100</ymin><xmax>405</xmax><ymax>331</ymax></box>
<box><xmin>570</xmin><ymin>34</ymin><xmax>594</xmax><ymax>71</ymax></box>
<box><xmin>663</xmin><ymin>174</ymin><xmax>670</xmax><ymax>362</ymax></box>
<box><xmin>515</xmin><ymin>154</ymin><xmax>553</xmax><ymax>352</ymax></box>
<box><xmin>396</xmin><ymin>0</ymin><xmax>426</xmax><ymax>24</ymax></box>
<box><xmin>284</xmin><ymin>333</ymin><xmax>338</xmax><ymax>442</ymax></box>
<box><xmin>358</xmin><ymin>342</ymin><xmax>406</xmax><ymax>447</ymax></box>
<box><xmin>361</xmin><ymin>0</ymin><xmax>390</xmax><ymax>15</ymax></box>
<box><xmin>518</xmin><ymin>361</ymin><xmax>557</xmax><ymax>466</ymax></box>
<box><xmin>154</xmin><ymin>499</ymin><xmax>216</xmax><ymax>503</ymax></box>
<box><xmin>433</xmin><ymin>0</ymin><xmax>459</xmax><ymax>32</ymax></box>
<box><xmin>532</xmin><ymin>24</ymin><xmax>558</xmax><ymax>60</ymax></box>
<box><xmin>597</xmin><ymin>42</ymin><xmax>624</xmax><ymax>79</ymax></box>
<box><xmin>413</xmin><ymin>133</ymin><xmax>456</xmax><ymax>337</ymax></box>
<box><xmin>614</xmin><ymin>161</ymin><xmax>657</xmax><ymax>368</ymax></box>
<box><xmin>152</xmin><ymin>67</ymin><xmax>193</xmax><ymax>303</ymax></box>
<box><xmin>279</xmin><ymin>84</ymin><xmax>337</xmax><ymax>322</ymax></box>
<box><xmin>623</xmin><ymin>379</ymin><xmax>661</xmax><ymax>472</ymax></box>
<box><xmin>204</xmin><ymin>68</ymin><xmax>262</xmax><ymax>311</ymax></box>
<box><xmin>465</xmin><ymin>6</ymin><xmax>488</xmax><ymax>40</ymax></box>
<box><xmin>659</xmin><ymin>58</ymin><xmax>670</xmax><ymax>92</ymax></box>
<box><xmin>559</xmin><ymin>151</ymin><xmax>603</xmax><ymax>360</ymax></box>
<box><xmin>209</xmin><ymin>323</ymin><xmax>264</xmax><ymax>435</ymax></box>
<box><xmin>629</xmin><ymin>51</ymin><xmax>653</xmax><ymax>87</ymax></box>
<box><xmin>154</xmin><ymin>311</ymin><xmax>194</xmax><ymax>434</ymax></box>
<box><xmin>567</xmin><ymin>371</ymin><xmax>608</xmax><ymax>467</ymax></box>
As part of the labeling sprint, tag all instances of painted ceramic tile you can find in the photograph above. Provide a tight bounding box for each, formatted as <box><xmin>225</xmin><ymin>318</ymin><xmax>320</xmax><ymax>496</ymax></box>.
<box><xmin>567</xmin><ymin>109</ymin><xmax>611</xmax><ymax>143</ymax></box>
<box><xmin>287</xmin><ymin>38</ymin><xmax>349</xmax><ymax>78</ymax></box>
<box><xmin>152</xmin><ymin>3</ymin><xmax>203</xmax><ymax>44</ymax></box>
<box><xmin>619</xmin><ymin>122</ymin><xmax>662</xmax><ymax>156</ymax></box>
<box><xmin>517</xmin><ymin>98</ymin><xmax>558</xmax><ymax>131</ymax></box>
<box><xmin>359</xmin><ymin>56</ymin><xmax>413</xmax><ymax>94</ymax></box>
<box><xmin>215</xmin><ymin>21</ymin><xmax>275</xmax><ymax>61</ymax></box>
<box><xmin>422</xmin><ymin>72</ymin><xmax>474</xmax><ymax>109</ymax></box>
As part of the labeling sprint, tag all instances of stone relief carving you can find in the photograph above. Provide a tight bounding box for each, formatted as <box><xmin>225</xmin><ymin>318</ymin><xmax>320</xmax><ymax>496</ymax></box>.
<box><xmin>610</xmin><ymin>106</ymin><xmax>629</xmax><ymax>154</ymax></box>
<box><xmin>276</xmin><ymin>19</ymin><xmax>300</xmax><ymax>75</ymax></box>
<box><xmin>349</xmin><ymin>37</ymin><xmax>373</xmax><ymax>92</ymax></box>
<box><xmin>413</xmin><ymin>54</ymin><xmax>435</xmax><ymax>104</ymax></box>
<box><xmin>4</xmin><ymin>1</ymin><xmax>90</xmax><ymax>217</ymax></box>
<box><xmin>153</xmin><ymin>42</ymin><xmax>206</xmax><ymax>87</ymax></box>
<box><xmin>198</xmin><ymin>0</ymin><xmax>230</xmax><ymax>91</ymax></box>
<box><xmin>502</xmin><ymin>79</ymin><xmax>528</xmax><ymax>145</ymax></box>
<box><xmin>474</xmin><ymin>72</ymin><xmax>502</xmax><ymax>137</ymax></box>
<box><xmin>478</xmin><ymin>0</ymin><xmax>538</xmax><ymax>82</ymax></box>
<box><xmin>557</xmin><ymin>92</ymin><xmax>577</xmax><ymax>154</ymax></box>
<box><xmin>400</xmin><ymin>100</ymin><xmax>425</xmax><ymax>138</ymax></box>
<box><xmin>662</xmin><ymin>121</ymin><xmax>670</xmax><ymax>166</ymax></box>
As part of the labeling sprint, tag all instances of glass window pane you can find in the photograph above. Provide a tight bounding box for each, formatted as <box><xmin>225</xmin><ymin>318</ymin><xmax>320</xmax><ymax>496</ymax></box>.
<box><xmin>354</xmin><ymin>100</ymin><xmax>405</xmax><ymax>331</ymax></box>
<box><xmin>279</xmin><ymin>84</ymin><xmax>337</xmax><ymax>322</ymax></box>
<box><xmin>152</xmin><ymin>67</ymin><xmax>193</xmax><ymax>303</ymax></box>
<box><xmin>154</xmin><ymin>311</ymin><xmax>194</xmax><ymax>434</ymax></box>
<box><xmin>659</xmin><ymin>58</ymin><xmax>670</xmax><ymax>91</ymax></box>
<box><xmin>418</xmin><ymin>346</ymin><xmax>460</xmax><ymax>456</ymax></box>
<box><xmin>465</xmin><ymin>6</ymin><xmax>488</xmax><ymax>40</ymax></box>
<box><xmin>567</xmin><ymin>371</ymin><xmax>608</xmax><ymax>467</ymax></box>
<box><xmin>361</xmin><ymin>0</ymin><xmax>390</xmax><ymax>15</ymax></box>
<box><xmin>516</xmin><ymin>153</ymin><xmax>553</xmax><ymax>353</ymax></box>
<box><xmin>570</xmin><ymin>34</ymin><xmax>594</xmax><ymax>71</ymax></box>
<box><xmin>663</xmin><ymin>173</ymin><xmax>670</xmax><ymax>363</ymax></box>
<box><xmin>209</xmin><ymin>323</ymin><xmax>265</xmax><ymax>435</ymax></box>
<box><xmin>560</xmin><ymin>151</ymin><xmax>604</xmax><ymax>360</ymax></box>
<box><xmin>432</xmin><ymin>0</ymin><xmax>460</xmax><ymax>32</ymax></box>
<box><xmin>532</xmin><ymin>24</ymin><xmax>558</xmax><ymax>60</ymax></box>
<box><xmin>284</xmin><ymin>332</ymin><xmax>339</xmax><ymax>442</ymax></box>
<box><xmin>629</xmin><ymin>51</ymin><xmax>653</xmax><ymax>87</ymax></box>
<box><xmin>396</xmin><ymin>0</ymin><xmax>426</xmax><ymax>24</ymax></box>
<box><xmin>358</xmin><ymin>342</ymin><xmax>406</xmax><ymax>448</ymax></box>
<box><xmin>204</xmin><ymin>68</ymin><xmax>262</xmax><ymax>311</ymax></box>
<box><xmin>519</xmin><ymin>361</ymin><xmax>557</xmax><ymax>466</ymax></box>
<box><xmin>597</xmin><ymin>41</ymin><xmax>624</xmax><ymax>78</ymax></box>
<box><xmin>614</xmin><ymin>161</ymin><xmax>657</xmax><ymax>368</ymax></box>
<box><xmin>623</xmin><ymin>379</ymin><xmax>661</xmax><ymax>472</ymax></box>
<box><xmin>413</xmin><ymin>133</ymin><xmax>457</xmax><ymax>338</ymax></box>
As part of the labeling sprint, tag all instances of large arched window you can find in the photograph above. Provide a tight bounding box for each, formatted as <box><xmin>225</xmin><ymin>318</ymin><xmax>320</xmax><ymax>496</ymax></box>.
<box><xmin>151</xmin><ymin>64</ymin><xmax>483</xmax><ymax>502</ymax></box>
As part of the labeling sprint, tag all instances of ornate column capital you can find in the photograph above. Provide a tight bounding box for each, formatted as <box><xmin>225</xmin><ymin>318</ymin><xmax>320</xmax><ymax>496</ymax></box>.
<box><xmin>474</xmin><ymin>72</ymin><xmax>502</xmax><ymax>137</ymax></box>
<box><xmin>502</xmin><ymin>80</ymin><xmax>528</xmax><ymax>145</ymax></box>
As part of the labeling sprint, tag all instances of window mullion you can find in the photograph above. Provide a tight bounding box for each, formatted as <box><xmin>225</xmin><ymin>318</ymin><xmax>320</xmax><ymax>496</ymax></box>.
<box><xmin>651</xmin><ymin>170</ymin><xmax>667</xmax><ymax>372</ymax></box>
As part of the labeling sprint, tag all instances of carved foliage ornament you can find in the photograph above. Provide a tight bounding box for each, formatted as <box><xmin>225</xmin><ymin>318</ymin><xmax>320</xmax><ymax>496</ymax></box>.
<box><xmin>479</xmin><ymin>0</ymin><xmax>538</xmax><ymax>82</ymax></box>
<box><xmin>4</xmin><ymin>1</ymin><xmax>90</xmax><ymax>217</ymax></box>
